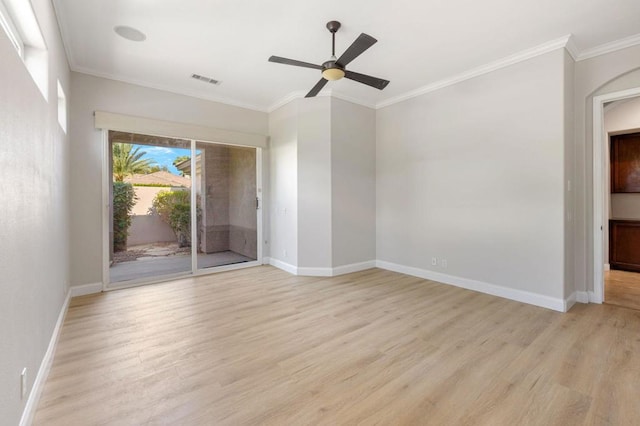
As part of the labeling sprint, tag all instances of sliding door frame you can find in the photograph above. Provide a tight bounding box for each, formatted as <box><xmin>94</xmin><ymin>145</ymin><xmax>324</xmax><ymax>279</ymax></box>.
<box><xmin>101</xmin><ymin>129</ymin><xmax>263</xmax><ymax>291</ymax></box>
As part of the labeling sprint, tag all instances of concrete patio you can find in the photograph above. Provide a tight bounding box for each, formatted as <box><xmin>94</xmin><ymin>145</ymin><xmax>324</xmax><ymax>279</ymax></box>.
<box><xmin>110</xmin><ymin>250</ymin><xmax>254</xmax><ymax>283</ymax></box>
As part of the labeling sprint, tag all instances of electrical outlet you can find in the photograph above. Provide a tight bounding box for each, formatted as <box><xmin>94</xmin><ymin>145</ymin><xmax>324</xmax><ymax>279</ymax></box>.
<box><xmin>21</xmin><ymin>368</ymin><xmax>27</xmax><ymax>399</ymax></box>
<box><xmin>431</xmin><ymin>257</ymin><xmax>437</xmax><ymax>266</ymax></box>
<box><xmin>283</xmin><ymin>250</ymin><xmax>287</xmax><ymax>258</ymax></box>
<box><xmin>441</xmin><ymin>259</ymin><xmax>448</xmax><ymax>268</ymax></box>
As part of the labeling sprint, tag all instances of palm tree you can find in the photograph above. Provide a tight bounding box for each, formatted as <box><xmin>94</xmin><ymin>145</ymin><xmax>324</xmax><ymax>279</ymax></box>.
<box><xmin>112</xmin><ymin>143</ymin><xmax>155</xmax><ymax>181</ymax></box>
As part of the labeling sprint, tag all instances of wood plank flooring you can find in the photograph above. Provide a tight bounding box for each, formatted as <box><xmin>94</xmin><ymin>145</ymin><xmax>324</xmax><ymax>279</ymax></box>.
<box><xmin>605</xmin><ymin>269</ymin><xmax>640</xmax><ymax>311</ymax></box>
<box><xmin>34</xmin><ymin>266</ymin><xmax>640</xmax><ymax>425</ymax></box>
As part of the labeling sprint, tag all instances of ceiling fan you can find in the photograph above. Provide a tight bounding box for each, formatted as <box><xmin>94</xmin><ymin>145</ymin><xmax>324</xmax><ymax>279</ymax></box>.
<box><xmin>268</xmin><ymin>21</ymin><xmax>390</xmax><ymax>98</ymax></box>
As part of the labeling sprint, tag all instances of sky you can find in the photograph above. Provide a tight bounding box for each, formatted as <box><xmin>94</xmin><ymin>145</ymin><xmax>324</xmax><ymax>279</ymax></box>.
<box><xmin>134</xmin><ymin>144</ymin><xmax>191</xmax><ymax>175</ymax></box>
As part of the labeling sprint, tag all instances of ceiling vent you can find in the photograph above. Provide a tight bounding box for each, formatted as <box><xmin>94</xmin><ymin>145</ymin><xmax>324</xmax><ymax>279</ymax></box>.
<box><xmin>191</xmin><ymin>74</ymin><xmax>221</xmax><ymax>85</ymax></box>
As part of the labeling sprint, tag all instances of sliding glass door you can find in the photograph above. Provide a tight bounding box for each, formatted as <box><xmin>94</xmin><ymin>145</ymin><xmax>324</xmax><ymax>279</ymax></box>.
<box><xmin>107</xmin><ymin>131</ymin><xmax>260</xmax><ymax>287</ymax></box>
<box><xmin>194</xmin><ymin>142</ymin><xmax>258</xmax><ymax>271</ymax></box>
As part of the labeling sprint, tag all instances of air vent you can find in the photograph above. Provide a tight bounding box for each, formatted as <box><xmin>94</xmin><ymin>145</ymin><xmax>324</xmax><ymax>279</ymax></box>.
<box><xmin>191</xmin><ymin>74</ymin><xmax>221</xmax><ymax>85</ymax></box>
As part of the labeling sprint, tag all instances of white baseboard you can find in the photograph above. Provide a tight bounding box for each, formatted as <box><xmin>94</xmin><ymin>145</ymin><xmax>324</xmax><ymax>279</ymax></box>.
<box><xmin>576</xmin><ymin>291</ymin><xmax>590</xmax><ymax>304</ymax></box>
<box><xmin>588</xmin><ymin>291</ymin><xmax>599</xmax><ymax>303</ymax></box>
<box><xmin>266</xmin><ymin>257</ymin><xmax>571</xmax><ymax>312</ymax></box>
<box><xmin>266</xmin><ymin>259</ymin><xmax>376</xmax><ymax>277</ymax></box>
<box><xmin>297</xmin><ymin>267</ymin><xmax>333</xmax><ymax>276</ymax></box>
<box><xmin>566</xmin><ymin>291</ymin><xmax>590</xmax><ymax>310</ymax></box>
<box><xmin>69</xmin><ymin>282</ymin><xmax>102</xmax><ymax>297</ymax></box>
<box><xmin>331</xmin><ymin>260</ymin><xmax>377</xmax><ymax>276</ymax></box>
<box><xmin>19</xmin><ymin>290</ymin><xmax>71</xmax><ymax>426</ymax></box>
<box><xmin>375</xmin><ymin>260</ymin><xmax>566</xmax><ymax>312</ymax></box>
<box><xmin>565</xmin><ymin>292</ymin><xmax>578</xmax><ymax>311</ymax></box>
<box><xmin>267</xmin><ymin>258</ymin><xmax>298</xmax><ymax>275</ymax></box>
<box><xmin>604</xmin><ymin>263</ymin><xmax>611</xmax><ymax>271</ymax></box>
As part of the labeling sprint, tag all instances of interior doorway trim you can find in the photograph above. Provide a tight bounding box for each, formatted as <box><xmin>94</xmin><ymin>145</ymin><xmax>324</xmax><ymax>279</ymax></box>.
<box><xmin>592</xmin><ymin>86</ymin><xmax>640</xmax><ymax>303</ymax></box>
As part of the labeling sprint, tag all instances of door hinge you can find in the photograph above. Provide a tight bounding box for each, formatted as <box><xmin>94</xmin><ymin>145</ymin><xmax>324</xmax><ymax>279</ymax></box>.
<box><xmin>256</xmin><ymin>197</ymin><xmax>261</xmax><ymax>210</ymax></box>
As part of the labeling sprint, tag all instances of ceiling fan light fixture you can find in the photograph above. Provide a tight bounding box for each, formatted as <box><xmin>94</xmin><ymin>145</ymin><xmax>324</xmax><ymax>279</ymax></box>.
<box><xmin>322</xmin><ymin>67</ymin><xmax>345</xmax><ymax>81</ymax></box>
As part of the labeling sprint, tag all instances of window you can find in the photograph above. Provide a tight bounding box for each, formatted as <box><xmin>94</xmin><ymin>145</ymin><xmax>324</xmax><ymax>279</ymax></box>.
<box><xmin>57</xmin><ymin>80</ymin><xmax>67</xmax><ymax>132</ymax></box>
<box><xmin>0</xmin><ymin>0</ymin><xmax>48</xmax><ymax>101</ymax></box>
<box><xmin>0</xmin><ymin>0</ymin><xmax>23</xmax><ymax>57</ymax></box>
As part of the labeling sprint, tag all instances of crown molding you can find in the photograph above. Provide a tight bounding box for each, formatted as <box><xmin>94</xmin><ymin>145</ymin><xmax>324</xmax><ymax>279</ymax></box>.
<box><xmin>267</xmin><ymin>89</ymin><xmax>376</xmax><ymax>113</ymax></box>
<box><xmin>330</xmin><ymin>92</ymin><xmax>377</xmax><ymax>109</ymax></box>
<box><xmin>267</xmin><ymin>90</ymin><xmax>306</xmax><ymax>112</ymax></box>
<box><xmin>266</xmin><ymin>89</ymin><xmax>334</xmax><ymax>113</ymax></box>
<box><xmin>51</xmin><ymin>0</ymin><xmax>75</xmax><ymax>70</ymax></box>
<box><xmin>564</xmin><ymin>35</ymin><xmax>579</xmax><ymax>61</ymax></box>
<box><xmin>376</xmin><ymin>35</ymin><xmax>573</xmax><ymax>109</ymax></box>
<box><xmin>576</xmin><ymin>32</ymin><xmax>640</xmax><ymax>61</ymax></box>
<box><xmin>71</xmin><ymin>66</ymin><xmax>268</xmax><ymax>113</ymax></box>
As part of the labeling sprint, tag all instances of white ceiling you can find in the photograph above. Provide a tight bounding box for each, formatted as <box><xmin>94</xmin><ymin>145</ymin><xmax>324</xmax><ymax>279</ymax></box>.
<box><xmin>53</xmin><ymin>0</ymin><xmax>640</xmax><ymax>112</ymax></box>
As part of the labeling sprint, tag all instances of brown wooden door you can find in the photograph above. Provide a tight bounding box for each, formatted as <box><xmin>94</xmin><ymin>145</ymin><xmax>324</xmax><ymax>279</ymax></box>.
<box><xmin>610</xmin><ymin>132</ymin><xmax>640</xmax><ymax>193</ymax></box>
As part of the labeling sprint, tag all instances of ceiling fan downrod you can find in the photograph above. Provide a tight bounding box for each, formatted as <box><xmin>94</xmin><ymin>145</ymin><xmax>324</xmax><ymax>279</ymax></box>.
<box><xmin>327</xmin><ymin>20</ymin><xmax>341</xmax><ymax>59</ymax></box>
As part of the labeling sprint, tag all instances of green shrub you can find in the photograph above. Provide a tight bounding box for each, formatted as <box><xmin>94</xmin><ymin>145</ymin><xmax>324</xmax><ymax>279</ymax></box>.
<box><xmin>113</xmin><ymin>182</ymin><xmax>137</xmax><ymax>252</ymax></box>
<box><xmin>152</xmin><ymin>190</ymin><xmax>196</xmax><ymax>247</ymax></box>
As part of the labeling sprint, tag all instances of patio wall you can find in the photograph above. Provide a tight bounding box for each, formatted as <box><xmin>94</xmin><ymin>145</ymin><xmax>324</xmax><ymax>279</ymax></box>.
<box><xmin>128</xmin><ymin>215</ymin><xmax>176</xmax><ymax>246</ymax></box>
<box><xmin>132</xmin><ymin>186</ymin><xmax>165</xmax><ymax>215</ymax></box>
<box><xmin>128</xmin><ymin>186</ymin><xmax>178</xmax><ymax>246</ymax></box>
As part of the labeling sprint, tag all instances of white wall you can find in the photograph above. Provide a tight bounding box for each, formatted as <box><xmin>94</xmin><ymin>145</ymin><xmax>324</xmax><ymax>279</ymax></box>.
<box><xmin>0</xmin><ymin>0</ymin><xmax>70</xmax><ymax>423</ymax></box>
<box><xmin>268</xmin><ymin>100</ymin><xmax>298</xmax><ymax>266</ymax></box>
<box><xmin>606</xmin><ymin>96</ymin><xmax>640</xmax><ymax>134</ymax></box>
<box><xmin>268</xmin><ymin>97</ymin><xmax>376</xmax><ymax>271</ymax></box>
<box><xmin>609</xmin><ymin>194</ymin><xmax>640</xmax><ymax>219</ymax></box>
<box><xmin>563</xmin><ymin>51</ymin><xmax>575</xmax><ymax>300</ymax></box>
<box><xmin>572</xmin><ymin>44</ymin><xmax>640</xmax><ymax>295</ymax></box>
<box><xmin>331</xmin><ymin>98</ymin><xmax>376</xmax><ymax>267</ymax></box>
<box><xmin>69</xmin><ymin>72</ymin><xmax>268</xmax><ymax>287</ymax></box>
<box><xmin>297</xmin><ymin>97</ymin><xmax>332</xmax><ymax>268</ymax></box>
<box><xmin>376</xmin><ymin>49</ymin><xmax>567</xmax><ymax>301</ymax></box>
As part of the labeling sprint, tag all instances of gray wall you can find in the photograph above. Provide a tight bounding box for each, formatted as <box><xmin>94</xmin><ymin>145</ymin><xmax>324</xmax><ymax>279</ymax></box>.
<box><xmin>268</xmin><ymin>97</ymin><xmax>376</xmax><ymax>270</ymax></box>
<box><xmin>564</xmin><ymin>51</ymin><xmax>575</xmax><ymax>301</ymax></box>
<box><xmin>199</xmin><ymin>144</ymin><xmax>257</xmax><ymax>258</ymax></box>
<box><xmin>0</xmin><ymin>0</ymin><xmax>70</xmax><ymax>423</ymax></box>
<box><xmin>297</xmin><ymin>97</ymin><xmax>332</xmax><ymax>268</ymax></box>
<box><xmin>376</xmin><ymin>49</ymin><xmax>567</xmax><ymax>299</ymax></box>
<box><xmin>69</xmin><ymin>72</ymin><xmax>268</xmax><ymax>287</ymax></box>
<box><xmin>229</xmin><ymin>147</ymin><xmax>257</xmax><ymax>258</ymax></box>
<box><xmin>201</xmin><ymin>144</ymin><xmax>230</xmax><ymax>252</ymax></box>
<box><xmin>331</xmin><ymin>98</ymin><xmax>376</xmax><ymax>267</ymax></box>
<box><xmin>268</xmin><ymin>100</ymin><xmax>298</xmax><ymax>265</ymax></box>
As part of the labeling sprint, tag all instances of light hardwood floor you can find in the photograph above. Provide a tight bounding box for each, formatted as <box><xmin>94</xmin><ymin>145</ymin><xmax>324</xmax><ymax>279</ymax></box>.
<box><xmin>34</xmin><ymin>266</ymin><xmax>640</xmax><ymax>425</ymax></box>
<box><xmin>605</xmin><ymin>269</ymin><xmax>640</xmax><ymax>311</ymax></box>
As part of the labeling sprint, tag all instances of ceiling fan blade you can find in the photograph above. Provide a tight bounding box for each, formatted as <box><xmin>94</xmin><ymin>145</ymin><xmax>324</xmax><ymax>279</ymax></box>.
<box><xmin>305</xmin><ymin>78</ymin><xmax>328</xmax><ymax>98</ymax></box>
<box><xmin>336</xmin><ymin>33</ymin><xmax>377</xmax><ymax>67</ymax></box>
<box><xmin>344</xmin><ymin>70</ymin><xmax>390</xmax><ymax>90</ymax></box>
<box><xmin>269</xmin><ymin>56</ymin><xmax>322</xmax><ymax>70</ymax></box>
